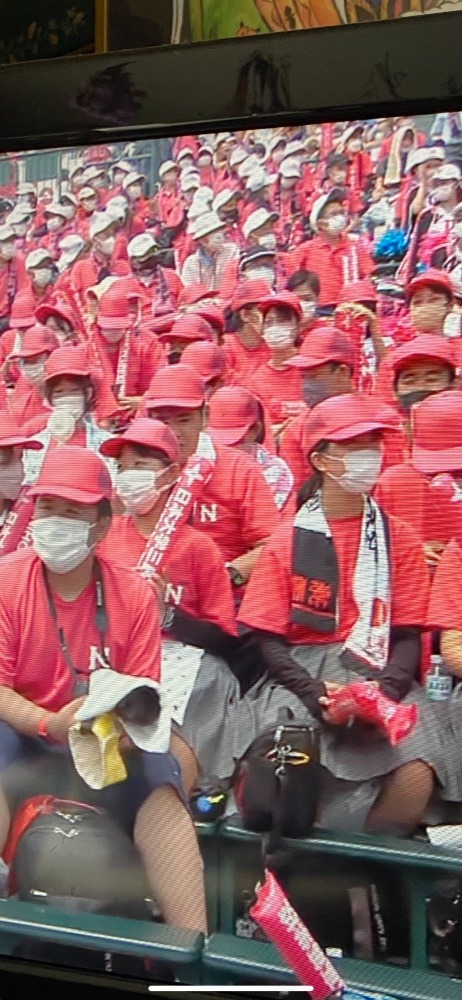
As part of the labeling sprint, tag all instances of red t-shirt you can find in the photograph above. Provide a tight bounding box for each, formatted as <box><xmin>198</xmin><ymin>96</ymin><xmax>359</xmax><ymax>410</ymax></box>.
<box><xmin>9</xmin><ymin>378</ymin><xmax>50</xmax><ymax>427</ymax></box>
<box><xmin>94</xmin><ymin>329</ymin><xmax>166</xmax><ymax>398</ymax></box>
<box><xmin>248</xmin><ymin>363</ymin><xmax>303</xmax><ymax>422</ymax></box>
<box><xmin>0</xmin><ymin>550</ymin><xmax>161</xmax><ymax>712</ymax></box>
<box><xmin>0</xmin><ymin>257</ymin><xmax>28</xmax><ymax>320</ymax></box>
<box><xmin>99</xmin><ymin>516</ymin><xmax>236</xmax><ymax>634</ymax></box>
<box><xmin>71</xmin><ymin>255</ymin><xmax>130</xmax><ymax>306</ymax></box>
<box><xmin>223</xmin><ymin>334</ymin><xmax>270</xmax><ymax>385</ymax></box>
<box><xmin>375</xmin><ymin>461</ymin><xmax>458</xmax><ymax>545</ymax></box>
<box><xmin>427</xmin><ymin>539</ymin><xmax>462</xmax><ymax>630</ymax></box>
<box><xmin>287</xmin><ymin>234</ymin><xmax>374</xmax><ymax>307</ymax></box>
<box><xmin>238</xmin><ymin>512</ymin><xmax>429</xmax><ymax>645</ymax></box>
<box><xmin>191</xmin><ymin>445</ymin><xmax>280</xmax><ymax>562</ymax></box>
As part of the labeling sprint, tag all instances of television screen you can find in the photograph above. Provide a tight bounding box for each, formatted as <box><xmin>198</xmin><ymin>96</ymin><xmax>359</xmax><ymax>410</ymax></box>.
<box><xmin>0</xmin><ymin>108</ymin><xmax>462</xmax><ymax>997</ymax></box>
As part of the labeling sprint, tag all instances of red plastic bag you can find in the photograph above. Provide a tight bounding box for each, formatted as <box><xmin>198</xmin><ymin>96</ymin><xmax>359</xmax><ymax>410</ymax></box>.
<box><xmin>249</xmin><ymin>868</ymin><xmax>345</xmax><ymax>996</ymax></box>
<box><xmin>327</xmin><ymin>682</ymin><xmax>418</xmax><ymax>746</ymax></box>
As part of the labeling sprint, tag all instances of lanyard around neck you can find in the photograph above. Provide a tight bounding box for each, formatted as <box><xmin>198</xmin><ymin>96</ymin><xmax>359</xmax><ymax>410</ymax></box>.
<box><xmin>42</xmin><ymin>559</ymin><xmax>109</xmax><ymax>695</ymax></box>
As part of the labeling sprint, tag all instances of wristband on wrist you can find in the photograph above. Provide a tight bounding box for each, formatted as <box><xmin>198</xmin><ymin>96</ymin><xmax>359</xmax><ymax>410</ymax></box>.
<box><xmin>36</xmin><ymin>715</ymin><xmax>52</xmax><ymax>741</ymax></box>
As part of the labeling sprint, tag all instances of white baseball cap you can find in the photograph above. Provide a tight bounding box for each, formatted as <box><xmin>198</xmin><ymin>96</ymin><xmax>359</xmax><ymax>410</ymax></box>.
<box><xmin>112</xmin><ymin>160</ymin><xmax>132</xmax><ymax>176</ymax></box>
<box><xmin>404</xmin><ymin>146</ymin><xmax>445</xmax><ymax>174</ymax></box>
<box><xmin>69</xmin><ymin>162</ymin><xmax>85</xmax><ymax>179</ymax></box>
<box><xmin>128</xmin><ymin>232</ymin><xmax>158</xmax><ymax>259</ymax></box>
<box><xmin>213</xmin><ymin>188</ymin><xmax>241</xmax><ymax>212</ymax></box>
<box><xmin>78</xmin><ymin>186</ymin><xmax>97</xmax><ymax>201</ymax></box>
<box><xmin>84</xmin><ymin>165</ymin><xmax>106</xmax><ymax>182</ymax></box>
<box><xmin>214</xmin><ymin>132</ymin><xmax>233</xmax><ymax>148</ymax></box>
<box><xmin>44</xmin><ymin>202</ymin><xmax>68</xmax><ymax>218</ymax></box>
<box><xmin>191</xmin><ymin>211</ymin><xmax>226</xmax><ymax>240</ymax></box>
<box><xmin>159</xmin><ymin>159</ymin><xmax>179</xmax><ymax>179</ymax></box>
<box><xmin>229</xmin><ymin>147</ymin><xmax>249</xmax><ymax>169</ymax></box>
<box><xmin>89</xmin><ymin>213</ymin><xmax>114</xmax><ymax>239</ymax></box>
<box><xmin>176</xmin><ymin>147</ymin><xmax>196</xmax><ymax>162</ymax></box>
<box><xmin>17</xmin><ymin>183</ymin><xmax>35</xmax><ymax>197</ymax></box>
<box><xmin>309</xmin><ymin>188</ymin><xmax>345</xmax><ymax>230</ymax></box>
<box><xmin>106</xmin><ymin>197</ymin><xmax>128</xmax><ymax>221</ymax></box>
<box><xmin>8</xmin><ymin>204</ymin><xmax>35</xmax><ymax>223</ymax></box>
<box><xmin>198</xmin><ymin>144</ymin><xmax>213</xmax><ymax>157</ymax></box>
<box><xmin>267</xmin><ymin>135</ymin><xmax>286</xmax><ymax>156</ymax></box>
<box><xmin>61</xmin><ymin>191</ymin><xmax>78</xmax><ymax>206</ymax></box>
<box><xmin>86</xmin><ymin>276</ymin><xmax>118</xmax><ymax>301</ymax></box>
<box><xmin>283</xmin><ymin>140</ymin><xmax>306</xmax><ymax>159</ymax></box>
<box><xmin>26</xmin><ymin>248</ymin><xmax>53</xmax><ymax>269</ymax></box>
<box><xmin>238</xmin><ymin>155</ymin><xmax>261</xmax><ymax>179</ymax></box>
<box><xmin>243</xmin><ymin>207</ymin><xmax>279</xmax><ymax>239</ymax></box>
<box><xmin>433</xmin><ymin>163</ymin><xmax>461</xmax><ymax>182</ymax></box>
<box><xmin>280</xmin><ymin>159</ymin><xmax>302</xmax><ymax>179</ymax></box>
<box><xmin>246</xmin><ymin>170</ymin><xmax>277</xmax><ymax>193</ymax></box>
<box><xmin>0</xmin><ymin>225</ymin><xmax>15</xmax><ymax>243</ymax></box>
<box><xmin>122</xmin><ymin>171</ymin><xmax>145</xmax><ymax>190</ymax></box>
<box><xmin>59</xmin><ymin>234</ymin><xmax>85</xmax><ymax>256</ymax></box>
<box><xmin>181</xmin><ymin>172</ymin><xmax>201</xmax><ymax>193</ymax></box>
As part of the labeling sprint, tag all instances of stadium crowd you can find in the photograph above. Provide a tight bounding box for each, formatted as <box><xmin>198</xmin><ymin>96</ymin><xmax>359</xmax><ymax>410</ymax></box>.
<box><xmin>0</xmin><ymin>112</ymin><xmax>462</xmax><ymax>931</ymax></box>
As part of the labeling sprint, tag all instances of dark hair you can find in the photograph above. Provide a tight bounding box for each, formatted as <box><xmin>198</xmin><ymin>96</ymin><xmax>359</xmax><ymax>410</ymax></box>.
<box><xmin>286</xmin><ymin>270</ymin><xmax>320</xmax><ymax>297</ymax></box>
<box><xmin>97</xmin><ymin>498</ymin><xmax>113</xmax><ymax>519</ymax></box>
<box><xmin>296</xmin><ymin>439</ymin><xmax>330</xmax><ymax>510</ymax></box>
<box><xmin>264</xmin><ymin>305</ymin><xmax>298</xmax><ymax>324</ymax></box>
<box><xmin>125</xmin><ymin>443</ymin><xmax>171</xmax><ymax>465</ymax></box>
<box><xmin>253</xmin><ymin>399</ymin><xmax>266</xmax><ymax>445</ymax></box>
<box><xmin>408</xmin><ymin>284</ymin><xmax>452</xmax><ymax>307</ymax></box>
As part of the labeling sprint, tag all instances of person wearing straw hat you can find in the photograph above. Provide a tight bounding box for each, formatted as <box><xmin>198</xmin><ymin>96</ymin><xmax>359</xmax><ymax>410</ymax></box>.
<box><xmin>0</xmin><ymin>445</ymin><xmax>208</xmax><ymax>933</ymax></box>
<box><xmin>181</xmin><ymin>211</ymin><xmax>239</xmax><ymax>291</ymax></box>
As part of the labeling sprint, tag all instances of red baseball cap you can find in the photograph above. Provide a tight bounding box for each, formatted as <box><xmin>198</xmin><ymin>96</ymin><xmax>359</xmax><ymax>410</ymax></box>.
<box><xmin>145</xmin><ymin>364</ymin><xmax>206</xmax><ymax>411</ymax></box>
<box><xmin>100</xmin><ymin>417</ymin><xmax>180</xmax><ymax>464</ymax></box>
<box><xmin>301</xmin><ymin>393</ymin><xmax>398</xmax><ymax>460</ymax></box>
<box><xmin>286</xmin><ymin>327</ymin><xmax>356</xmax><ymax>370</ymax></box>
<box><xmin>97</xmin><ymin>285</ymin><xmax>138</xmax><ymax>330</ymax></box>
<box><xmin>9</xmin><ymin>291</ymin><xmax>36</xmax><ymax>330</ymax></box>
<box><xmin>337</xmin><ymin>280</ymin><xmax>378</xmax><ymax>304</ymax></box>
<box><xmin>35</xmin><ymin>301</ymin><xmax>76</xmax><ymax>330</ymax></box>
<box><xmin>44</xmin><ymin>345</ymin><xmax>94</xmax><ymax>383</ymax></box>
<box><xmin>159</xmin><ymin>315</ymin><xmax>214</xmax><ymax>345</ymax></box>
<box><xmin>231</xmin><ymin>279</ymin><xmax>273</xmax><ymax>312</ymax></box>
<box><xmin>390</xmin><ymin>335</ymin><xmax>456</xmax><ymax>376</ymax></box>
<box><xmin>207</xmin><ymin>387</ymin><xmax>260</xmax><ymax>446</ymax></box>
<box><xmin>181</xmin><ymin>342</ymin><xmax>227</xmax><ymax>383</ymax></box>
<box><xmin>411</xmin><ymin>390</ymin><xmax>462</xmax><ymax>474</ymax></box>
<box><xmin>0</xmin><ymin>412</ymin><xmax>43</xmax><ymax>451</ymax></box>
<box><xmin>193</xmin><ymin>302</ymin><xmax>225</xmax><ymax>334</ymax></box>
<box><xmin>259</xmin><ymin>291</ymin><xmax>303</xmax><ymax>320</ymax></box>
<box><xmin>12</xmin><ymin>325</ymin><xmax>59</xmax><ymax>360</ymax></box>
<box><xmin>28</xmin><ymin>446</ymin><xmax>113</xmax><ymax>504</ymax></box>
<box><xmin>178</xmin><ymin>284</ymin><xmax>216</xmax><ymax>308</ymax></box>
<box><xmin>406</xmin><ymin>269</ymin><xmax>454</xmax><ymax>301</ymax></box>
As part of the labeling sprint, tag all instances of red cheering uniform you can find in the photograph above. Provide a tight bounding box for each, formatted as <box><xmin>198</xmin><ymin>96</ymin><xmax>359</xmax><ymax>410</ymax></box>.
<box><xmin>248</xmin><ymin>363</ymin><xmax>303</xmax><ymax>422</ymax></box>
<box><xmin>427</xmin><ymin>538</ymin><xmax>462</xmax><ymax>630</ymax></box>
<box><xmin>238</xmin><ymin>514</ymin><xmax>429</xmax><ymax>645</ymax></box>
<box><xmin>191</xmin><ymin>446</ymin><xmax>280</xmax><ymax>563</ymax></box>
<box><xmin>0</xmin><ymin>549</ymin><xmax>161</xmax><ymax>713</ymax></box>
<box><xmin>288</xmin><ymin>234</ymin><xmax>374</xmax><ymax>307</ymax></box>
<box><xmin>223</xmin><ymin>334</ymin><xmax>270</xmax><ymax>385</ymax></box>
<box><xmin>99</xmin><ymin>517</ymin><xmax>236</xmax><ymax>634</ymax></box>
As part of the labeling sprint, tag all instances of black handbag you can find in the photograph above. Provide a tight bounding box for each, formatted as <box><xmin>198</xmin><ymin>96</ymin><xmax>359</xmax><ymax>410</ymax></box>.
<box><xmin>234</xmin><ymin>720</ymin><xmax>321</xmax><ymax>840</ymax></box>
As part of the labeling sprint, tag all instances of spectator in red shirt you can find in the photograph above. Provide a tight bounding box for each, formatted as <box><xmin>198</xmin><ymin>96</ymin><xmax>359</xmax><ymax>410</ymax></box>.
<box><xmin>71</xmin><ymin>213</ymin><xmax>130</xmax><ymax>310</ymax></box>
<box><xmin>75</xmin><ymin>186</ymin><xmax>99</xmax><ymax>239</ymax></box>
<box><xmin>207</xmin><ymin>387</ymin><xmax>294</xmax><ymax>512</ymax></box>
<box><xmin>288</xmin><ymin>189</ymin><xmax>375</xmax><ymax>307</ymax></box>
<box><xmin>0</xmin><ymin>445</ymin><xmax>207</xmax><ymax>933</ymax></box>
<box><xmin>0</xmin><ymin>290</ymin><xmax>36</xmax><ymax>387</ymax></box>
<box><xmin>9</xmin><ymin>325</ymin><xmax>59</xmax><ymax>426</ymax></box>
<box><xmin>127</xmin><ymin>233</ymin><xmax>183</xmax><ymax>326</ymax></box>
<box><xmin>92</xmin><ymin>283</ymin><xmax>166</xmax><ymax>406</ymax></box>
<box><xmin>236</xmin><ymin>394</ymin><xmax>441</xmax><ymax>836</ymax></box>
<box><xmin>25</xmin><ymin>248</ymin><xmax>58</xmax><ymax>308</ymax></box>
<box><xmin>180</xmin><ymin>342</ymin><xmax>228</xmax><ymax>397</ymax></box>
<box><xmin>224</xmin><ymin>278</ymin><xmax>271</xmax><ymax>384</ymax></box>
<box><xmin>0</xmin><ymin>225</ymin><xmax>28</xmax><ymax>333</ymax></box>
<box><xmin>181</xmin><ymin>211</ymin><xmax>239</xmax><ymax>291</ymax></box>
<box><xmin>60</xmin><ymin>191</ymin><xmax>79</xmax><ymax>229</ymax></box>
<box><xmin>248</xmin><ymin>291</ymin><xmax>304</xmax><ymax>422</ymax></box>
<box><xmin>159</xmin><ymin>315</ymin><xmax>214</xmax><ymax>367</ymax></box>
<box><xmin>38</xmin><ymin>203</ymin><xmax>70</xmax><ymax>260</ymax></box>
<box><xmin>106</xmin><ymin>160</ymin><xmax>132</xmax><ymax>201</ymax></box>
<box><xmin>285</xmin><ymin>269</ymin><xmax>324</xmax><ymax>337</ymax></box>
<box><xmin>143</xmin><ymin>364</ymin><xmax>280</xmax><ymax>582</ymax></box>
<box><xmin>156</xmin><ymin>160</ymin><xmax>182</xmax><ymax>226</ymax></box>
<box><xmin>122</xmin><ymin>171</ymin><xmax>150</xmax><ymax>226</ymax></box>
<box><xmin>0</xmin><ymin>412</ymin><xmax>44</xmax><ymax>556</ymax></box>
<box><xmin>35</xmin><ymin>301</ymin><xmax>80</xmax><ymax>348</ymax></box>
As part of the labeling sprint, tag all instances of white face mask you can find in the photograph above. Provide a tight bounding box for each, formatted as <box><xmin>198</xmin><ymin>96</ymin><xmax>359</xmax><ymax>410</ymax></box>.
<box><xmin>443</xmin><ymin>311</ymin><xmax>462</xmax><ymax>339</ymax></box>
<box><xmin>98</xmin><ymin>236</ymin><xmax>116</xmax><ymax>257</ymax></box>
<box><xmin>52</xmin><ymin>392</ymin><xmax>86</xmax><ymax>421</ymax></box>
<box><xmin>301</xmin><ymin>301</ymin><xmax>316</xmax><ymax>321</ymax></box>
<box><xmin>116</xmin><ymin>469</ymin><xmax>171</xmax><ymax>516</ymax></box>
<box><xmin>205</xmin><ymin>231</ymin><xmax>225</xmax><ymax>254</ymax></box>
<box><xmin>248</xmin><ymin>266</ymin><xmax>275</xmax><ymax>284</ymax></box>
<box><xmin>258</xmin><ymin>234</ymin><xmax>277</xmax><ymax>250</ymax></box>
<box><xmin>327</xmin><ymin>448</ymin><xmax>383</xmax><ymax>494</ymax></box>
<box><xmin>263</xmin><ymin>324</ymin><xmax>295</xmax><ymax>350</ymax></box>
<box><xmin>46</xmin><ymin>217</ymin><xmax>63</xmax><ymax>233</ymax></box>
<box><xmin>326</xmin><ymin>214</ymin><xmax>347</xmax><ymax>235</ymax></box>
<box><xmin>101</xmin><ymin>328</ymin><xmax>125</xmax><ymax>343</ymax></box>
<box><xmin>431</xmin><ymin>184</ymin><xmax>455</xmax><ymax>204</ymax></box>
<box><xmin>0</xmin><ymin>242</ymin><xmax>16</xmax><ymax>261</ymax></box>
<box><xmin>348</xmin><ymin>139</ymin><xmax>362</xmax><ymax>153</ymax></box>
<box><xmin>32</xmin><ymin>516</ymin><xmax>96</xmax><ymax>574</ymax></box>
<box><xmin>21</xmin><ymin>361</ymin><xmax>46</xmax><ymax>386</ymax></box>
<box><xmin>33</xmin><ymin>268</ymin><xmax>53</xmax><ymax>288</ymax></box>
<box><xmin>0</xmin><ymin>459</ymin><xmax>24</xmax><ymax>501</ymax></box>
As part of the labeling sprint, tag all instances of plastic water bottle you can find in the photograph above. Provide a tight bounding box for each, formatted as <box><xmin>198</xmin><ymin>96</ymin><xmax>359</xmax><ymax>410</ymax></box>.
<box><xmin>426</xmin><ymin>655</ymin><xmax>453</xmax><ymax>702</ymax></box>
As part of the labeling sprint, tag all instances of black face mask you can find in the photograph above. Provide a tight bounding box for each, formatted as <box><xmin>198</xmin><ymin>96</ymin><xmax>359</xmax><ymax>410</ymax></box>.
<box><xmin>168</xmin><ymin>349</ymin><xmax>182</xmax><ymax>365</ymax></box>
<box><xmin>397</xmin><ymin>388</ymin><xmax>440</xmax><ymax>412</ymax></box>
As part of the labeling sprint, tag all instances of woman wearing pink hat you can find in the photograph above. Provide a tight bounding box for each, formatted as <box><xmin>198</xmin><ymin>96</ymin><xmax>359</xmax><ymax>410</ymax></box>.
<box><xmin>178</xmin><ymin>395</ymin><xmax>444</xmax><ymax>838</ymax></box>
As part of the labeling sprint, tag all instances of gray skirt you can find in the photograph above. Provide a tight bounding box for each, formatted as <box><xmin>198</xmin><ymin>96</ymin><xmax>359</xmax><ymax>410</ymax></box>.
<box><xmin>178</xmin><ymin>643</ymin><xmax>446</xmax><ymax>793</ymax></box>
<box><xmin>430</xmin><ymin>683</ymin><xmax>462</xmax><ymax>802</ymax></box>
